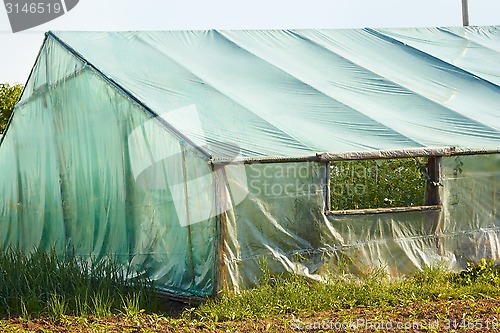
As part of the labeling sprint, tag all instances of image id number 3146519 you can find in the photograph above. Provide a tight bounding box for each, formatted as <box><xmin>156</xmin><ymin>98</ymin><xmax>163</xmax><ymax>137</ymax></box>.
<box><xmin>5</xmin><ymin>2</ymin><xmax>62</xmax><ymax>14</ymax></box>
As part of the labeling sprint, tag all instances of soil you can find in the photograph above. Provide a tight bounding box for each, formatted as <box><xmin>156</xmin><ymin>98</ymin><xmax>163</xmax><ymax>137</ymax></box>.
<box><xmin>2</xmin><ymin>298</ymin><xmax>500</xmax><ymax>332</ymax></box>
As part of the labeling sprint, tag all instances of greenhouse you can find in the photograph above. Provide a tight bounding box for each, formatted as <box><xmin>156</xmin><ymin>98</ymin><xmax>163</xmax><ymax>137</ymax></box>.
<box><xmin>0</xmin><ymin>27</ymin><xmax>499</xmax><ymax>300</ymax></box>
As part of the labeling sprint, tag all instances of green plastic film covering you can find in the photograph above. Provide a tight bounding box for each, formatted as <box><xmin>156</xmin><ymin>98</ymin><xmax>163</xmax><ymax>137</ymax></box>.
<box><xmin>0</xmin><ymin>37</ymin><xmax>216</xmax><ymax>298</ymax></box>
<box><xmin>19</xmin><ymin>36</ymin><xmax>86</xmax><ymax>106</ymax></box>
<box><xmin>50</xmin><ymin>29</ymin><xmax>500</xmax><ymax>159</ymax></box>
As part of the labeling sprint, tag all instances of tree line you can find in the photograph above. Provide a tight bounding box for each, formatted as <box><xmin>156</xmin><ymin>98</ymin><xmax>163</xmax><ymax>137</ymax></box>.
<box><xmin>0</xmin><ymin>83</ymin><xmax>24</xmax><ymax>134</ymax></box>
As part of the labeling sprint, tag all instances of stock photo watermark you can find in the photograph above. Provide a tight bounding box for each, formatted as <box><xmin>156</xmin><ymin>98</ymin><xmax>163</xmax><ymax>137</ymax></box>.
<box><xmin>128</xmin><ymin>105</ymin><xmax>249</xmax><ymax>227</ymax></box>
<box><xmin>289</xmin><ymin>317</ymin><xmax>500</xmax><ymax>331</ymax></box>
<box><xmin>330</xmin><ymin>162</ymin><xmax>379</xmax><ymax>198</ymax></box>
<box><xmin>126</xmin><ymin>104</ymin><xmax>395</xmax><ymax>227</ymax></box>
<box><xmin>3</xmin><ymin>0</ymin><xmax>79</xmax><ymax>32</ymax></box>
<box><xmin>127</xmin><ymin>105</ymin><xmax>330</xmax><ymax>227</ymax></box>
<box><xmin>247</xmin><ymin>164</ymin><xmax>325</xmax><ymax>199</ymax></box>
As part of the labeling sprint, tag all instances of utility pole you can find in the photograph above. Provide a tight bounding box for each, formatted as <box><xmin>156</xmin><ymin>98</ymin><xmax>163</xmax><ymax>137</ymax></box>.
<box><xmin>462</xmin><ymin>0</ymin><xmax>470</xmax><ymax>26</ymax></box>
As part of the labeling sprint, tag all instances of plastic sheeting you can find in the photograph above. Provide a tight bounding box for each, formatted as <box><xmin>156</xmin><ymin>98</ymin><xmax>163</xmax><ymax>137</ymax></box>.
<box><xmin>222</xmin><ymin>155</ymin><xmax>499</xmax><ymax>287</ymax></box>
<box><xmin>0</xmin><ymin>38</ymin><xmax>215</xmax><ymax>298</ymax></box>
<box><xmin>0</xmin><ymin>27</ymin><xmax>499</xmax><ymax>298</ymax></box>
<box><xmin>331</xmin><ymin>154</ymin><xmax>500</xmax><ymax>274</ymax></box>
<box><xmin>49</xmin><ymin>28</ymin><xmax>500</xmax><ymax>159</ymax></box>
<box><xmin>441</xmin><ymin>155</ymin><xmax>500</xmax><ymax>266</ymax></box>
<box><xmin>222</xmin><ymin>162</ymin><xmax>332</xmax><ymax>291</ymax></box>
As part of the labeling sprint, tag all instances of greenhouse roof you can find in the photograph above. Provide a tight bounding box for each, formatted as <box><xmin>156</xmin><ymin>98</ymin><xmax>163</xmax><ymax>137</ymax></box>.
<box><xmin>47</xmin><ymin>27</ymin><xmax>500</xmax><ymax>161</ymax></box>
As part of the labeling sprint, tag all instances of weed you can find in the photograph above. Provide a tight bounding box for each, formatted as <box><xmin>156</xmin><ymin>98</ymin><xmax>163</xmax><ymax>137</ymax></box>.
<box><xmin>2</xmin><ymin>246</ymin><xmax>500</xmax><ymax>328</ymax></box>
<box><xmin>457</xmin><ymin>258</ymin><xmax>500</xmax><ymax>286</ymax></box>
<box><xmin>0</xmin><ymin>247</ymin><xmax>159</xmax><ymax>317</ymax></box>
<box><xmin>187</xmin><ymin>258</ymin><xmax>500</xmax><ymax>322</ymax></box>
<box><xmin>91</xmin><ymin>292</ymin><xmax>112</xmax><ymax>318</ymax></box>
<box><xmin>46</xmin><ymin>294</ymin><xmax>67</xmax><ymax>323</ymax></box>
<box><xmin>121</xmin><ymin>292</ymin><xmax>145</xmax><ymax>325</ymax></box>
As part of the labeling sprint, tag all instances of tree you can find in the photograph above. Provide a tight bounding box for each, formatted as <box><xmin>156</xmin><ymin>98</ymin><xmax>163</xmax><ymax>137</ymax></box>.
<box><xmin>0</xmin><ymin>83</ymin><xmax>24</xmax><ymax>134</ymax></box>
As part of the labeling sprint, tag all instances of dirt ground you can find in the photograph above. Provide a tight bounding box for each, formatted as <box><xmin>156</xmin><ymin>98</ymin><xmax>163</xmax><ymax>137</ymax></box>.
<box><xmin>2</xmin><ymin>298</ymin><xmax>500</xmax><ymax>332</ymax></box>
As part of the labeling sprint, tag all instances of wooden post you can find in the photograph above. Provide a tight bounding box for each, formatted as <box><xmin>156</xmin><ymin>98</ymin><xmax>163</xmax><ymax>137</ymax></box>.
<box><xmin>425</xmin><ymin>157</ymin><xmax>442</xmax><ymax>206</ymax></box>
<box><xmin>213</xmin><ymin>166</ymin><xmax>229</xmax><ymax>297</ymax></box>
<box><xmin>426</xmin><ymin>156</ymin><xmax>444</xmax><ymax>255</ymax></box>
<box><xmin>325</xmin><ymin>161</ymin><xmax>331</xmax><ymax>212</ymax></box>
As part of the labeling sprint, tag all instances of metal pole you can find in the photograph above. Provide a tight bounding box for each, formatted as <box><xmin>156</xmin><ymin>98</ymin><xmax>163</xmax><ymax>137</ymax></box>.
<box><xmin>462</xmin><ymin>0</ymin><xmax>470</xmax><ymax>26</ymax></box>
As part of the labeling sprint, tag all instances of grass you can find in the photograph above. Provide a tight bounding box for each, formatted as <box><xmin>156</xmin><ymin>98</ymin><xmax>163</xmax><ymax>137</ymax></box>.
<box><xmin>1</xmin><ymin>247</ymin><xmax>500</xmax><ymax>332</ymax></box>
<box><xmin>0</xmin><ymin>247</ymin><xmax>160</xmax><ymax>318</ymax></box>
<box><xmin>185</xmin><ymin>260</ymin><xmax>500</xmax><ymax>322</ymax></box>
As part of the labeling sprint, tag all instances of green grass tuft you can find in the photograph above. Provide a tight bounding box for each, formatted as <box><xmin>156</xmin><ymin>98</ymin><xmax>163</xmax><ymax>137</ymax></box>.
<box><xmin>0</xmin><ymin>247</ymin><xmax>159</xmax><ymax>318</ymax></box>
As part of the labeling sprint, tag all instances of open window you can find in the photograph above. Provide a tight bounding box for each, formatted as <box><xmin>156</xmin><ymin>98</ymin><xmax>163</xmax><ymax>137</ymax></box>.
<box><xmin>326</xmin><ymin>157</ymin><xmax>441</xmax><ymax>215</ymax></box>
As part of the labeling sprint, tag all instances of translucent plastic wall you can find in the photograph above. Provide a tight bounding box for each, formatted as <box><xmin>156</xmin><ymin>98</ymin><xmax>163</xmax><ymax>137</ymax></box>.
<box><xmin>222</xmin><ymin>160</ymin><xmax>442</xmax><ymax>287</ymax></box>
<box><xmin>324</xmin><ymin>154</ymin><xmax>500</xmax><ymax>277</ymax></box>
<box><xmin>327</xmin><ymin>210</ymin><xmax>443</xmax><ymax>275</ymax></box>
<box><xmin>441</xmin><ymin>154</ymin><xmax>500</xmax><ymax>267</ymax></box>
<box><xmin>220</xmin><ymin>155</ymin><xmax>499</xmax><ymax>291</ymax></box>
<box><xmin>0</xmin><ymin>37</ymin><xmax>216</xmax><ymax>298</ymax></box>
<box><xmin>221</xmin><ymin>162</ymin><xmax>335</xmax><ymax>291</ymax></box>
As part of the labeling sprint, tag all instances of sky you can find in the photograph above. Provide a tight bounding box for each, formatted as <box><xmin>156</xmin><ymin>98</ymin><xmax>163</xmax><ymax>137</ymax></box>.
<box><xmin>1</xmin><ymin>0</ymin><xmax>499</xmax><ymax>84</ymax></box>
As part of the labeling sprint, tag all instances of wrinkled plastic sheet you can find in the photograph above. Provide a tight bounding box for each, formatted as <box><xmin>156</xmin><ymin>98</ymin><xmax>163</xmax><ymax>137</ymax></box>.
<box><xmin>50</xmin><ymin>28</ymin><xmax>500</xmax><ymax>159</ymax></box>
<box><xmin>0</xmin><ymin>38</ymin><xmax>216</xmax><ymax>298</ymax></box>
<box><xmin>221</xmin><ymin>155</ymin><xmax>499</xmax><ymax>290</ymax></box>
